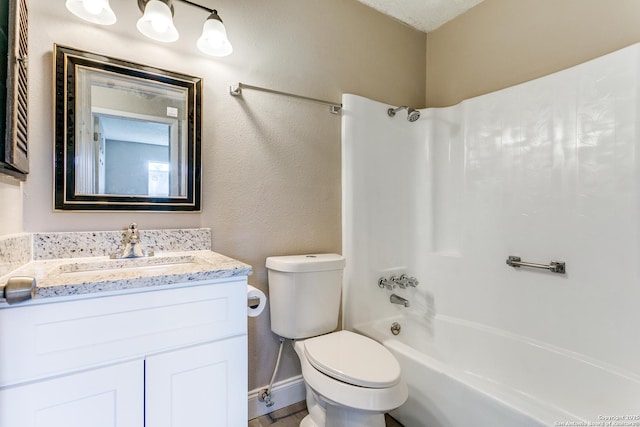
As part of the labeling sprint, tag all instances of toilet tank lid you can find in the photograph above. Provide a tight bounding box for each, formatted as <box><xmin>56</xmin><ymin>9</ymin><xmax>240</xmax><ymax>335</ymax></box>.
<box><xmin>266</xmin><ymin>254</ymin><xmax>345</xmax><ymax>272</ymax></box>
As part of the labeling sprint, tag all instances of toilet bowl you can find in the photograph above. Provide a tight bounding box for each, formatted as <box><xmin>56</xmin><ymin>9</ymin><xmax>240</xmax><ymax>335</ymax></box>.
<box><xmin>295</xmin><ymin>331</ymin><xmax>408</xmax><ymax>427</ymax></box>
<box><xmin>266</xmin><ymin>254</ymin><xmax>408</xmax><ymax>427</ymax></box>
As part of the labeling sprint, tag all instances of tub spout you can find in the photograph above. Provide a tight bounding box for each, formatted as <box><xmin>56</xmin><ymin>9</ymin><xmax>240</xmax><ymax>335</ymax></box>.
<box><xmin>390</xmin><ymin>294</ymin><xmax>410</xmax><ymax>308</ymax></box>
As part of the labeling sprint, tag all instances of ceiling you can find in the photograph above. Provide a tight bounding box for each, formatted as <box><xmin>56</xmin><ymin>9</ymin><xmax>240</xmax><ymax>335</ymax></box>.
<box><xmin>355</xmin><ymin>0</ymin><xmax>485</xmax><ymax>33</ymax></box>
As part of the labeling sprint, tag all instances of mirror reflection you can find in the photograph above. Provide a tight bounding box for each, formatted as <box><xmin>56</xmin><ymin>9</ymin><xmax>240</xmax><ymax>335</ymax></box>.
<box><xmin>54</xmin><ymin>45</ymin><xmax>202</xmax><ymax>211</ymax></box>
<box><xmin>92</xmin><ymin>114</ymin><xmax>174</xmax><ymax>197</ymax></box>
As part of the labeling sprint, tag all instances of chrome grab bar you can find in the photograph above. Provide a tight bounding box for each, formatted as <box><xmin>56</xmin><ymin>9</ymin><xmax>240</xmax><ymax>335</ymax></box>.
<box><xmin>506</xmin><ymin>256</ymin><xmax>566</xmax><ymax>274</ymax></box>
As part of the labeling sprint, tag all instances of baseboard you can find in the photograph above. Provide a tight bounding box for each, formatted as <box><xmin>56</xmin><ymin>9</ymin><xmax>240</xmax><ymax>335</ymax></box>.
<box><xmin>248</xmin><ymin>375</ymin><xmax>306</xmax><ymax>420</ymax></box>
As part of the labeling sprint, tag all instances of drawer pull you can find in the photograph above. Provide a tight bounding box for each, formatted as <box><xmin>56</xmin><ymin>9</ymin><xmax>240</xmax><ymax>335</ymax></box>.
<box><xmin>1</xmin><ymin>276</ymin><xmax>36</xmax><ymax>304</ymax></box>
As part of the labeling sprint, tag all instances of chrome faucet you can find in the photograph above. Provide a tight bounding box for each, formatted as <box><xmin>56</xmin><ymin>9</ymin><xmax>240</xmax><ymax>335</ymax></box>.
<box><xmin>378</xmin><ymin>274</ymin><xmax>420</xmax><ymax>290</ymax></box>
<box><xmin>110</xmin><ymin>223</ymin><xmax>154</xmax><ymax>259</ymax></box>
<box><xmin>390</xmin><ymin>294</ymin><xmax>410</xmax><ymax>308</ymax></box>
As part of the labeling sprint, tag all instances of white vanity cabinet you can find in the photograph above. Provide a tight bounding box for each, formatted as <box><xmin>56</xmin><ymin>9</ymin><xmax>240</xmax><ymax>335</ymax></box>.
<box><xmin>145</xmin><ymin>335</ymin><xmax>247</xmax><ymax>427</ymax></box>
<box><xmin>0</xmin><ymin>278</ymin><xmax>248</xmax><ymax>427</ymax></box>
<box><xmin>0</xmin><ymin>359</ymin><xmax>145</xmax><ymax>426</ymax></box>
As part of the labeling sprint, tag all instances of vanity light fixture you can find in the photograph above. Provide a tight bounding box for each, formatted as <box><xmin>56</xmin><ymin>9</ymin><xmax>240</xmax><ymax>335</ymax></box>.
<box><xmin>65</xmin><ymin>0</ymin><xmax>117</xmax><ymax>25</ymax></box>
<box><xmin>65</xmin><ymin>0</ymin><xmax>233</xmax><ymax>57</ymax></box>
<box><xmin>136</xmin><ymin>0</ymin><xmax>179</xmax><ymax>43</ymax></box>
<box><xmin>196</xmin><ymin>10</ymin><xmax>232</xmax><ymax>56</ymax></box>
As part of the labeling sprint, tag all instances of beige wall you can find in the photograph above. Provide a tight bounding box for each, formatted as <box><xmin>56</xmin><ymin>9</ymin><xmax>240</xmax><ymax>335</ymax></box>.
<box><xmin>426</xmin><ymin>0</ymin><xmax>640</xmax><ymax>107</ymax></box>
<box><xmin>0</xmin><ymin>176</ymin><xmax>22</xmax><ymax>235</ymax></box>
<box><xmin>26</xmin><ymin>0</ymin><xmax>425</xmax><ymax>391</ymax></box>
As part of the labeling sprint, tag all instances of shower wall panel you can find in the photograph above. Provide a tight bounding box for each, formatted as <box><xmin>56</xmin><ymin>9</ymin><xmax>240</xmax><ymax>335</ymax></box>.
<box><xmin>343</xmin><ymin>43</ymin><xmax>640</xmax><ymax>376</ymax></box>
<box><xmin>341</xmin><ymin>94</ymin><xmax>429</xmax><ymax>328</ymax></box>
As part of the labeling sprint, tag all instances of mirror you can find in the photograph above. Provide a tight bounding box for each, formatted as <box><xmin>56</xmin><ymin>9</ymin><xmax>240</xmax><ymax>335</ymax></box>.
<box><xmin>54</xmin><ymin>45</ymin><xmax>202</xmax><ymax>211</ymax></box>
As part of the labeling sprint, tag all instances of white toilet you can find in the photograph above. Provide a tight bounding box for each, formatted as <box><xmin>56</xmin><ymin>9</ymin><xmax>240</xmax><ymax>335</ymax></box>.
<box><xmin>266</xmin><ymin>254</ymin><xmax>408</xmax><ymax>427</ymax></box>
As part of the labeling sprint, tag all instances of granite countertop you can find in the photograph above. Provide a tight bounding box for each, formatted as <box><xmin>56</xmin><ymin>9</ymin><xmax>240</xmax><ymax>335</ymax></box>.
<box><xmin>0</xmin><ymin>250</ymin><xmax>252</xmax><ymax>300</ymax></box>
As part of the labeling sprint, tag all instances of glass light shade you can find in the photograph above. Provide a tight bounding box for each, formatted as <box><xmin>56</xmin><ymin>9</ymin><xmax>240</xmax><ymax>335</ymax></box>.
<box><xmin>65</xmin><ymin>0</ymin><xmax>116</xmax><ymax>25</ymax></box>
<box><xmin>197</xmin><ymin>17</ymin><xmax>233</xmax><ymax>57</ymax></box>
<box><xmin>136</xmin><ymin>0</ymin><xmax>179</xmax><ymax>43</ymax></box>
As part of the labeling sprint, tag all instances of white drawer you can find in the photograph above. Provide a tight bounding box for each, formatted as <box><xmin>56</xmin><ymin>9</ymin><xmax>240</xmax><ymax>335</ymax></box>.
<box><xmin>0</xmin><ymin>279</ymin><xmax>247</xmax><ymax>387</ymax></box>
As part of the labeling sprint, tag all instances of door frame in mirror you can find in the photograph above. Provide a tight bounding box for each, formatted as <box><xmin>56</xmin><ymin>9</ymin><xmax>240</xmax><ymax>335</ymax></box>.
<box><xmin>53</xmin><ymin>44</ymin><xmax>202</xmax><ymax>211</ymax></box>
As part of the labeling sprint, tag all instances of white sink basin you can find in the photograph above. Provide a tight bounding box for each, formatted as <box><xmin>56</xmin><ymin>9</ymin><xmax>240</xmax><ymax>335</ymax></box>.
<box><xmin>55</xmin><ymin>255</ymin><xmax>201</xmax><ymax>278</ymax></box>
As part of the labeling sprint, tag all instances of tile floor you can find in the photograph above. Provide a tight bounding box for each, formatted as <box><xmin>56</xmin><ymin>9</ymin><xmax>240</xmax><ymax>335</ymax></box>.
<box><xmin>248</xmin><ymin>401</ymin><xmax>404</xmax><ymax>426</ymax></box>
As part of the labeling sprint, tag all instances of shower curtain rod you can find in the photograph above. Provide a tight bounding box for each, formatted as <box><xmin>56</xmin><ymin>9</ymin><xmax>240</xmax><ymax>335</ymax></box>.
<box><xmin>229</xmin><ymin>82</ymin><xmax>342</xmax><ymax>114</ymax></box>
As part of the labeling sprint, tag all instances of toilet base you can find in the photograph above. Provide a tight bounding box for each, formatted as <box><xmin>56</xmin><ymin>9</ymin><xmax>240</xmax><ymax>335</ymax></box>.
<box><xmin>325</xmin><ymin>405</ymin><xmax>386</xmax><ymax>427</ymax></box>
<box><xmin>299</xmin><ymin>405</ymin><xmax>386</xmax><ymax>427</ymax></box>
<box><xmin>300</xmin><ymin>414</ymin><xmax>316</xmax><ymax>427</ymax></box>
<box><xmin>301</xmin><ymin>385</ymin><xmax>386</xmax><ymax>427</ymax></box>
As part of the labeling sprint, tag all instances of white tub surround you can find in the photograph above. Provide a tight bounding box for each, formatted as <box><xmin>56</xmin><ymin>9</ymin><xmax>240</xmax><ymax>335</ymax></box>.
<box><xmin>343</xmin><ymin>42</ymin><xmax>640</xmax><ymax>426</ymax></box>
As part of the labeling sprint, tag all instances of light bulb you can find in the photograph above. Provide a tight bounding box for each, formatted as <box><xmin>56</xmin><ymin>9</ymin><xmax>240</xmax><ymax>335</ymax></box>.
<box><xmin>66</xmin><ymin>0</ymin><xmax>116</xmax><ymax>25</ymax></box>
<box><xmin>206</xmin><ymin>35</ymin><xmax>224</xmax><ymax>48</ymax></box>
<box><xmin>197</xmin><ymin>13</ymin><xmax>232</xmax><ymax>57</ymax></box>
<box><xmin>82</xmin><ymin>0</ymin><xmax>103</xmax><ymax>15</ymax></box>
<box><xmin>137</xmin><ymin>0</ymin><xmax>179</xmax><ymax>42</ymax></box>
<box><xmin>151</xmin><ymin>18</ymin><xmax>168</xmax><ymax>33</ymax></box>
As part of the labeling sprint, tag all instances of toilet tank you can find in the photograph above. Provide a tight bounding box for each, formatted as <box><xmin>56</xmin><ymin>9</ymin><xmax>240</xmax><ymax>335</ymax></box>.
<box><xmin>266</xmin><ymin>254</ymin><xmax>346</xmax><ymax>339</ymax></box>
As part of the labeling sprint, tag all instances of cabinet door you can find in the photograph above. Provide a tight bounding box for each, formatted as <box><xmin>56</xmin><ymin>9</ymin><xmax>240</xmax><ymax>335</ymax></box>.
<box><xmin>0</xmin><ymin>359</ymin><xmax>144</xmax><ymax>427</ymax></box>
<box><xmin>146</xmin><ymin>335</ymin><xmax>248</xmax><ymax>427</ymax></box>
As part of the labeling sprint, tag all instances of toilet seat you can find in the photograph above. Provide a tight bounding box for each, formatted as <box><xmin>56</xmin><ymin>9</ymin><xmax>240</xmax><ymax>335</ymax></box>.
<box><xmin>294</xmin><ymin>335</ymin><xmax>408</xmax><ymax>413</ymax></box>
<box><xmin>303</xmin><ymin>330</ymin><xmax>401</xmax><ymax>388</ymax></box>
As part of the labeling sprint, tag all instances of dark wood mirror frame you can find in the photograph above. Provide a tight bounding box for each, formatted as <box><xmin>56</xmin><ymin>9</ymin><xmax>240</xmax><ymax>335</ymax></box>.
<box><xmin>53</xmin><ymin>45</ymin><xmax>202</xmax><ymax>211</ymax></box>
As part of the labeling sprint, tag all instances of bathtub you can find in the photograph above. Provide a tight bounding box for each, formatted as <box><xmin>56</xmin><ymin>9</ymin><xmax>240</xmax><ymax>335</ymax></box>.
<box><xmin>354</xmin><ymin>313</ymin><xmax>640</xmax><ymax>427</ymax></box>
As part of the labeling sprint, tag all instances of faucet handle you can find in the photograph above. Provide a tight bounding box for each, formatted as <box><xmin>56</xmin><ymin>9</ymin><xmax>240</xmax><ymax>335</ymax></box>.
<box><xmin>123</xmin><ymin>223</ymin><xmax>137</xmax><ymax>233</ymax></box>
<box><xmin>127</xmin><ymin>223</ymin><xmax>139</xmax><ymax>235</ymax></box>
<box><xmin>378</xmin><ymin>277</ymin><xmax>396</xmax><ymax>290</ymax></box>
<box><xmin>112</xmin><ymin>223</ymin><xmax>153</xmax><ymax>259</ymax></box>
<box><xmin>399</xmin><ymin>274</ymin><xmax>419</xmax><ymax>287</ymax></box>
<box><xmin>394</xmin><ymin>275</ymin><xmax>410</xmax><ymax>289</ymax></box>
<box><xmin>123</xmin><ymin>223</ymin><xmax>140</xmax><ymax>243</ymax></box>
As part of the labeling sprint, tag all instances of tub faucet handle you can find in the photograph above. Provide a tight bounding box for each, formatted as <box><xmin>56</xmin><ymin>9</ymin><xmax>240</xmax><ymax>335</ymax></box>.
<box><xmin>400</xmin><ymin>274</ymin><xmax>419</xmax><ymax>287</ymax></box>
<box><xmin>378</xmin><ymin>277</ymin><xmax>396</xmax><ymax>290</ymax></box>
<box><xmin>395</xmin><ymin>275</ymin><xmax>410</xmax><ymax>289</ymax></box>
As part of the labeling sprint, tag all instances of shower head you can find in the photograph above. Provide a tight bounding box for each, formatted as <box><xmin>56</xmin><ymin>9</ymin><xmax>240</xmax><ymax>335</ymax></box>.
<box><xmin>407</xmin><ymin>108</ymin><xmax>421</xmax><ymax>122</ymax></box>
<box><xmin>387</xmin><ymin>105</ymin><xmax>421</xmax><ymax>122</ymax></box>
